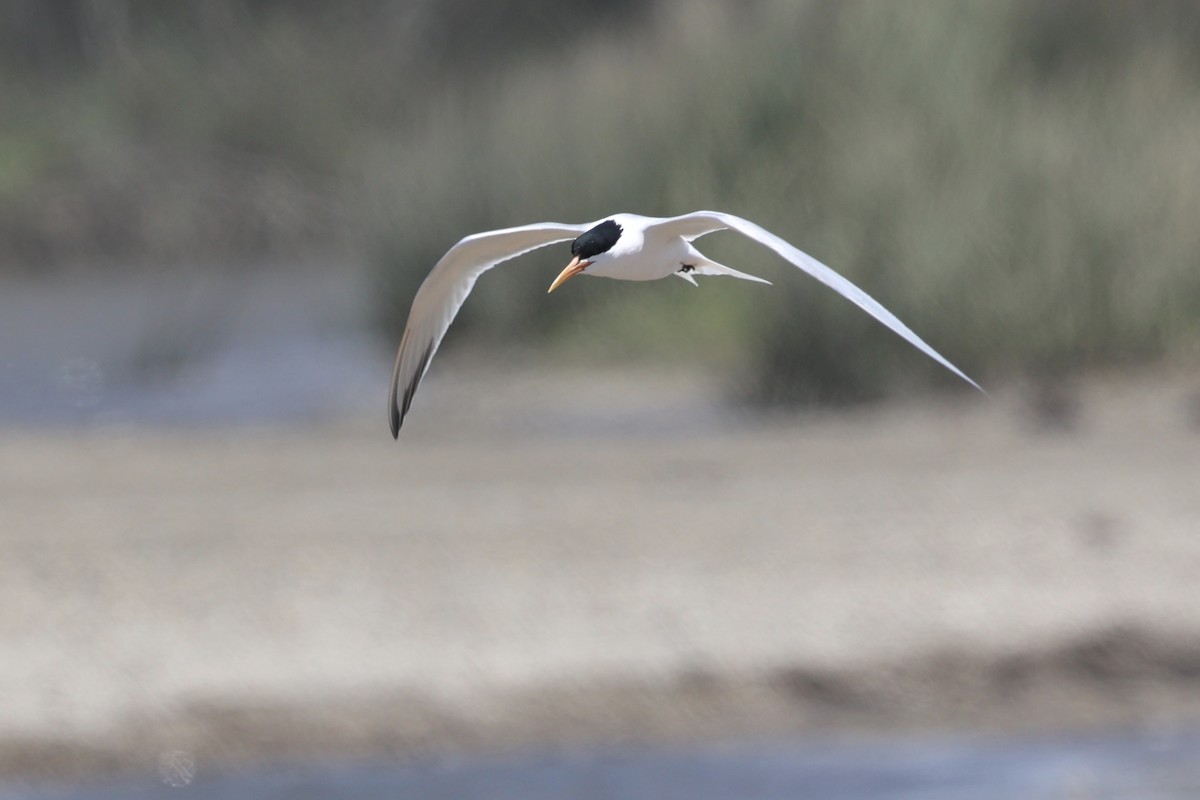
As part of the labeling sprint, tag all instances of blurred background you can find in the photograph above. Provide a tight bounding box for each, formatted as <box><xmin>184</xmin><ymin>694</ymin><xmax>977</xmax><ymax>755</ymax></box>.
<box><xmin>2</xmin><ymin>1</ymin><xmax>1200</xmax><ymax>797</ymax></box>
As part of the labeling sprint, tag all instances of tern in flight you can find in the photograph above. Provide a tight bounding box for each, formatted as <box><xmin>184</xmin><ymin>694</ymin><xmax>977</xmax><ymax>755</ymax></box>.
<box><xmin>388</xmin><ymin>211</ymin><xmax>982</xmax><ymax>438</ymax></box>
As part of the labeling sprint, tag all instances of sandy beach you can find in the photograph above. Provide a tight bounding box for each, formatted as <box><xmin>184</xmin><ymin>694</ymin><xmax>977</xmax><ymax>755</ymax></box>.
<box><xmin>2</xmin><ymin>366</ymin><xmax>1199</xmax><ymax>781</ymax></box>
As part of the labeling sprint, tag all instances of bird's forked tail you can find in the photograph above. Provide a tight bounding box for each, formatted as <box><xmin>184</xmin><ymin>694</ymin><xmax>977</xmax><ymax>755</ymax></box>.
<box><xmin>674</xmin><ymin>248</ymin><xmax>771</xmax><ymax>286</ymax></box>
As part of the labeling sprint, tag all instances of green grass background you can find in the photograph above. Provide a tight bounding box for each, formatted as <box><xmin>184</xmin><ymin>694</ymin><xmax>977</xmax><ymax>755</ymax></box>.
<box><xmin>4</xmin><ymin>0</ymin><xmax>1199</xmax><ymax>404</ymax></box>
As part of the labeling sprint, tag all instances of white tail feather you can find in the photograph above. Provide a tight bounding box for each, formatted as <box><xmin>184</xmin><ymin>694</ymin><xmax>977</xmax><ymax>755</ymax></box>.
<box><xmin>683</xmin><ymin>250</ymin><xmax>772</xmax><ymax>285</ymax></box>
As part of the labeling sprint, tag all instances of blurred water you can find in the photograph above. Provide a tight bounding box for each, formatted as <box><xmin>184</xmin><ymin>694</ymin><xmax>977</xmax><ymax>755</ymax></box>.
<box><xmin>0</xmin><ymin>269</ymin><xmax>383</xmax><ymax>427</ymax></box>
<box><xmin>0</xmin><ymin>269</ymin><xmax>731</xmax><ymax>435</ymax></box>
<box><xmin>7</xmin><ymin>730</ymin><xmax>1200</xmax><ymax>800</ymax></box>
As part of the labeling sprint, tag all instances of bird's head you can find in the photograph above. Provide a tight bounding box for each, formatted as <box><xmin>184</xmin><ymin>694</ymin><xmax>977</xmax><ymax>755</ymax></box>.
<box><xmin>548</xmin><ymin>219</ymin><xmax>623</xmax><ymax>292</ymax></box>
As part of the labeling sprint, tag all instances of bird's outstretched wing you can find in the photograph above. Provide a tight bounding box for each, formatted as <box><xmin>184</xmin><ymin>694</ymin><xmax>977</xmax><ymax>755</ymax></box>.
<box><xmin>653</xmin><ymin>211</ymin><xmax>984</xmax><ymax>394</ymax></box>
<box><xmin>389</xmin><ymin>221</ymin><xmax>591</xmax><ymax>437</ymax></box>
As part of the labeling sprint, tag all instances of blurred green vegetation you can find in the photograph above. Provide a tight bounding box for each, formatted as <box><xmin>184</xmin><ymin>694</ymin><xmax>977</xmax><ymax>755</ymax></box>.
<box><xmin>4</xmin><ymin>0</ymin><xmax>1200</xmax><ymax>403</ymax></box>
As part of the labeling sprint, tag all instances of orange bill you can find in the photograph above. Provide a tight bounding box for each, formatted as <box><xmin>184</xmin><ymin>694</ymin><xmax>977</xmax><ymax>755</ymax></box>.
<box><xmin>547</xmin><ymin>256</ymin><xmax>590</xmax><ymax>293</ymax></box>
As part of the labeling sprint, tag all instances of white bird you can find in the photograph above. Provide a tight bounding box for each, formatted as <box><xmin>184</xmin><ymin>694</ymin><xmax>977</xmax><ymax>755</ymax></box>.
<box><xmin>388</xmin><ymin>210</ymin><xmax>982</xmax><ymax>438</ymax></box>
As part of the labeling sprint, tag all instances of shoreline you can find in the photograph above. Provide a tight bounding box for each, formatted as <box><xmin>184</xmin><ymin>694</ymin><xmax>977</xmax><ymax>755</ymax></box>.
<box><xmin>5</xmin><ymin>622</ymin><xmax>1200</xmax><ymax>781</ymax></box>
<box><xmin>3</xmin><ymin>369</ymin><xmax>1199</xmax><ymax>782</ymax></box>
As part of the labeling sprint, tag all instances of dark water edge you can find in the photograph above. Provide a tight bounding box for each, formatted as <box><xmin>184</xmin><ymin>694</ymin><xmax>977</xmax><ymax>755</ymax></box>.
<box><xmin>6</xmin><ymin>729</ymin><xmax>1200</xmax><ymax>800</ymax></box>
<box><xmin>0</xmin><ymin>270</ymin><xmax>743</xmax><ymax>438</ymax></box>
<box><xmin>0</xmin><ymin>270</ymin><xmax>384</xmax><ymax>428</ymax></box>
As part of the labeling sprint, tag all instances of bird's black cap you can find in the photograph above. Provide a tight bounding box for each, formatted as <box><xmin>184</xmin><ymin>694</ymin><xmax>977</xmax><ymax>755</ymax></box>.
<box><xmin>571</xmin><ymin>220</ymin><xmax>622</xmax><ymax>260</ymax></box>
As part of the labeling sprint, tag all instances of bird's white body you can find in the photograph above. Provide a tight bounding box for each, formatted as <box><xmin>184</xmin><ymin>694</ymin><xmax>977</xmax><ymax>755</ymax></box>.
<box><xmin>388</xmin><ymin>210</ymin><xmax>982</xmax><ymax>437</ymax></box>
<box><xmin>578</xmin><ymin>213</ymin><xmax>769</xmax><ymax>285</ymax></box>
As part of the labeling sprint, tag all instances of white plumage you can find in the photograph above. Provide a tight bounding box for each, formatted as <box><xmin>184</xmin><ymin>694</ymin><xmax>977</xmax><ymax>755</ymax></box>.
<box><xmin>389</xmin><ymin>210</ymin><xmax>982</xmax><ymax>438</ymax></box>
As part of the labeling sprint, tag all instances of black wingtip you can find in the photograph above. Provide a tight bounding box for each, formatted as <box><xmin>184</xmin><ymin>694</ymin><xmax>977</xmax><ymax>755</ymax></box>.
<box><xmin>388</xmin><ymin>337</ymin><xmax>433</xmax><ymax>441</ymax></box>
<box><xmin>388</xmin><ymin>341</ymin><xmax>404</xmax><ymax>441</ymax></box>
<box><xmin>398</xmin><ymin>345</ymin><xmax>433</xmax><ymax>433</ymax></box>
